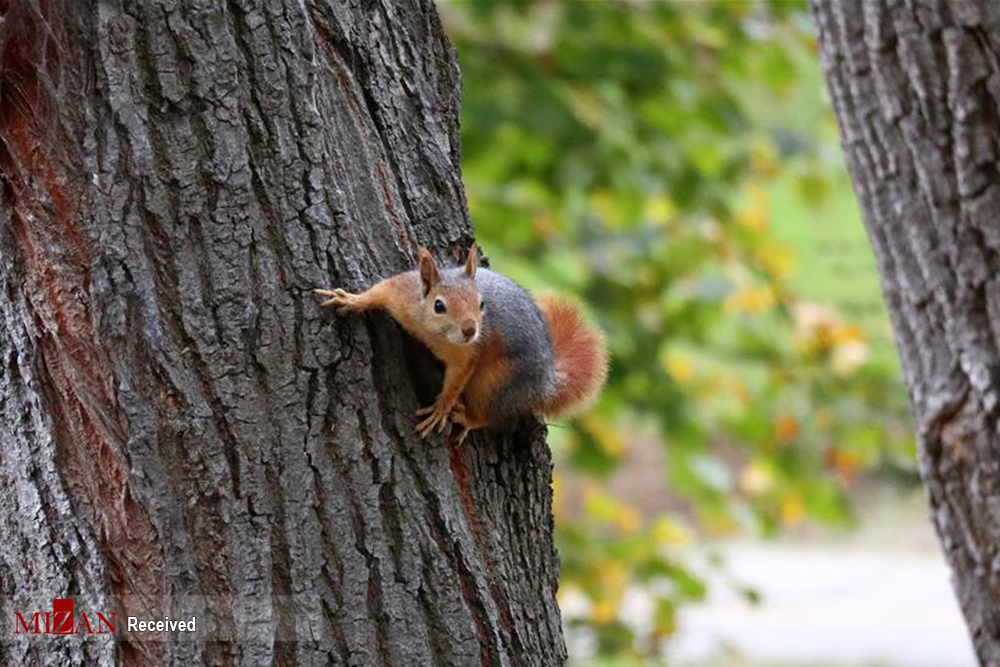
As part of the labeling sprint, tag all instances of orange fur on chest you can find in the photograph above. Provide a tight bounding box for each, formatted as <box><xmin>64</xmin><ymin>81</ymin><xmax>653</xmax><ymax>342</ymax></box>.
<box><xmin>415</xmin><ymin>318</ymin><xmax>476</xmax><ymax>368</ymax></box>
<box><xmin>461</xmin><ymin>331</ymin><xmax>511</xmax><ymax>426</ymax></box>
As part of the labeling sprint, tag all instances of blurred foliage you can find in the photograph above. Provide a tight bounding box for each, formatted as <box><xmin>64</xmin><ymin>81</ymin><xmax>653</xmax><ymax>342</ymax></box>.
<box><xmin>442</xmin><ymin>0</ymin><xmax>915</xmax><ymax>664</ymax></box>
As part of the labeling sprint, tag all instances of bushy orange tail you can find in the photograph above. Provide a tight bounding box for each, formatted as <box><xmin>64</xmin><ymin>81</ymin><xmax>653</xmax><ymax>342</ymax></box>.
<box><xmin>537</xmin><ymin>296</ymin><xmax>608</xmax><ymax>418</ymax></box>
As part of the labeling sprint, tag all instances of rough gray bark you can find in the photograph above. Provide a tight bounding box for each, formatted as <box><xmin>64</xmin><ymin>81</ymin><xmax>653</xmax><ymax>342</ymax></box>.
<box><xmin>0</xmin><ymin>1</ymin><xmax>566</xmax><ymax>665</ymax></box>
<box><xmin>810</xmin><ymin>1</ymin><xmax>1000</xmax><ymax>663</ymax></box>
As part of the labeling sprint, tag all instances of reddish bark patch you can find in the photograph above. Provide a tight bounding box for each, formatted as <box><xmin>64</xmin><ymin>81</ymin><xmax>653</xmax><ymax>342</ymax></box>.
<box><xmin>447</xmin><ymin>435</ymin><xmax>516</xmax><ymax>644</ymax></box>
<box><xmin>1</xmin><ymin>4</ymin><xmax>164</xmax><ymax>662</ymax></box>
<box><xmin>447</xmin><ymin>435</ymin><xmax>480</xmax><ymax>545</ymax></box>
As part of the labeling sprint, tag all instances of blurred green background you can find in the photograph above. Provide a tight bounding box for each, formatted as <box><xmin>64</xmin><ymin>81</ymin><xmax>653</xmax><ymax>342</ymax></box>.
<box><xmin>440</xmin><ymin>2</ymin><xmax>928</xmax><ymax>665</ymax></box>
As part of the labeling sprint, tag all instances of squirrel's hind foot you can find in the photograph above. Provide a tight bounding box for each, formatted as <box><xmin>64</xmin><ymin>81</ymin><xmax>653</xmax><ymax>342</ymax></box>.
<box><xmin>449</xmin><ymin>401</ymin><xmax>487</xmax><ymax>446</ymax></box>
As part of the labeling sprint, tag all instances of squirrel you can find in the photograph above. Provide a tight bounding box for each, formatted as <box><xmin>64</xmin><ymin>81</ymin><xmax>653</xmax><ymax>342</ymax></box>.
<box><xmin>314</xmin><ymin>245</ymin><xmax>608</xmax><ymax>444</ymax></box>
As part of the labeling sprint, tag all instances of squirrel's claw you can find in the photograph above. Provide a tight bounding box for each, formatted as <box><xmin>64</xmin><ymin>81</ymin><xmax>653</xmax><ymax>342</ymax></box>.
<box><xmin>315</xmin><ymin>287</ymin><xmax>361</xmax><ymax>312</ymax></box>
<box><xmin>416</xmin><ymin>400</ymin><xmax>454</xmax><ymax>438</ymax></box>
<box><xmin>416</xmin><ymin>411</ymin><xmax>442</xmax><ymax>438</ymax></box>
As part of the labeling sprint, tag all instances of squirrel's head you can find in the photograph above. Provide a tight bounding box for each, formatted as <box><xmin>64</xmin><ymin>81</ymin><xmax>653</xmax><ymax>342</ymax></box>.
<box><xmin>417</xmin><ymin>245</ymin><xmax>483</xmax><ymax>346</ymax></box>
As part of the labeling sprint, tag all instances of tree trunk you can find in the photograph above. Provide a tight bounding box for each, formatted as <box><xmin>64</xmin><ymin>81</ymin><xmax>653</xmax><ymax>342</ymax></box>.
<box><xmin>811</xmin><ymin>2</ymin><xmax>1000</xmax><ymax>663</ymax></box>
<box><xmin>0</xmin><ymin>1</ymin><xmax>566</xmax><ymax>665</ymax></box>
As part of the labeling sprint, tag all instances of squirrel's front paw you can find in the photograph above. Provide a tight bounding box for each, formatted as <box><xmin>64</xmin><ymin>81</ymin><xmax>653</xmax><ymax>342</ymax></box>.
<box><xmin>415</xmin><ymin>401</ymin><xmax>453</xmax><ymax>438</ymax></box>
<box><xmin>315</xmin><ymin>288</ymin><xmax>361</xmax><ymax>313</ymax></box>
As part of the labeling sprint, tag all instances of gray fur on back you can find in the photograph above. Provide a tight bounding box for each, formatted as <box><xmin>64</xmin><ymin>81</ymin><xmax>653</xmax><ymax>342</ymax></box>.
<box><xmin>442</xmin><ymin>267</ymin><xmax>556</xmax><ymax>422</ymax></box>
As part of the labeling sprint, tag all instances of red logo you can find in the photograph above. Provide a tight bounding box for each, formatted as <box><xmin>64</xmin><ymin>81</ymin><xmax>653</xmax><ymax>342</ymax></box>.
<box><xmin>53</xmin><ymin>598</ymin><xmax>74</xmax><ymax>634</ymax></box>
<box><xmin>13</xmin><ymin>598</ymin><xmax>116</xmax><ymax>635</ymax></box>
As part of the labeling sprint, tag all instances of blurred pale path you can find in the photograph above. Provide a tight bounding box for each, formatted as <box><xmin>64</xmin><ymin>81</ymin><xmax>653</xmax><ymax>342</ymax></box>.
<box><xmin>673</xmin><ymin>545</ymin><xmax>974</xmax><ymax>667</ymax></box>
<box><xmin>671</xmin><ymin>496</ymin><xmax>976</xmax><ymax>667</ymax></box>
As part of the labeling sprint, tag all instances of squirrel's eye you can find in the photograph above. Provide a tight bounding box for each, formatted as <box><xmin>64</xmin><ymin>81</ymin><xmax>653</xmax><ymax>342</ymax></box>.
<box><xmin>480</xmin><ymin>300</ymin><xmax>485</xmax><ymax>311</ymax></box>
<box><xmin>434</xmin><ymin>299</ymin><xmax>447</xmax><ymax>314</ymax></box>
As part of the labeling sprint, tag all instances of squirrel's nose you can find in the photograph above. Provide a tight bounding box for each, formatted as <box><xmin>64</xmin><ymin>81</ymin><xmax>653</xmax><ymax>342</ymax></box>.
<box><xmin>461</xmin><ymin>321</ymin><xmax>477</xmax><ymax>340</ymax></box>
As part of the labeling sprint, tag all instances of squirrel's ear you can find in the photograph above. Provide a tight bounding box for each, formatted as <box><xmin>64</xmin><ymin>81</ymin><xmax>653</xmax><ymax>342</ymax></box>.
<box><xmin>418</xmin><ymin>247</ymin><xmax>440</xmax><ymax>295</ymax></box>
<box><xmin>465</xmin><ymin>244</ymin><xmax>478</xmax><ymax>280</ymax></box>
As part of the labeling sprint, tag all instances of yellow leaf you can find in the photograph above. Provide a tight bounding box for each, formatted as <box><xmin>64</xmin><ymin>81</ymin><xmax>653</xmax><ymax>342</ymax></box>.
<box><xmin>593</xmin><ymin>559</ymin><xmax>628</xmax><ymax>601</ymax></box>
<box><xmin>644</xmin><ymin>195</ymin><xmax>677</xmax><ymax>226</ymax></box>
<box><xmin>652</xmin><ymin>516</ymin><xmax>693</xmax><ymax>547</ymax></box>
<box><xmin>750</xmin><ymin>138</ymin><xmax>779</xmax><ymax>177</ymax></box>
<box><xmin>780</xmin><ymin>494</ymin><xmax>805</xmax><ymax>527</ymax></box>
<box><xmin>663</xmin><ymin>349</ymin><xmax>695</xmax><ymax>386</ymax></box>
<box><xmin>739</xmin><ymin>461</ymin><xmax>775</xmax><ymax>496</ymax></box>
<box><xmin>738</xmin><ymin>183</ymin><xmax>769</xmax><ymax>233</ymax></box>
<box><xmin>616</xmin><ymin>507</ymin><xmax>641</xmax><ymax>535</ymax></box>
<box><xmin>583</xmin><ymin>487</ymin><xmax>640</xmax><ymax>535</ymax></box>
<box><xmin>591</xmin><ymin>599</ymin><xmax>617</xmax><ymax>625</ymax></box>
<box><xmin>581</xmin><ymin>415</ymin><xmax>625</xmax><ymax>457</ymax></box>
<box><xmin>757</xmin><ymin>244</ymin><xmax>795</xmax><ymax>280</ymax></box>
<box><xmin>724</xmin><ymin>285</ymin><xmax>775</xmax><ymax>314</ymax></box>
<box><xmin>832</xmin><ymin>324</ymin><xmax>867</xmax><ymax>344</ymax></box>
